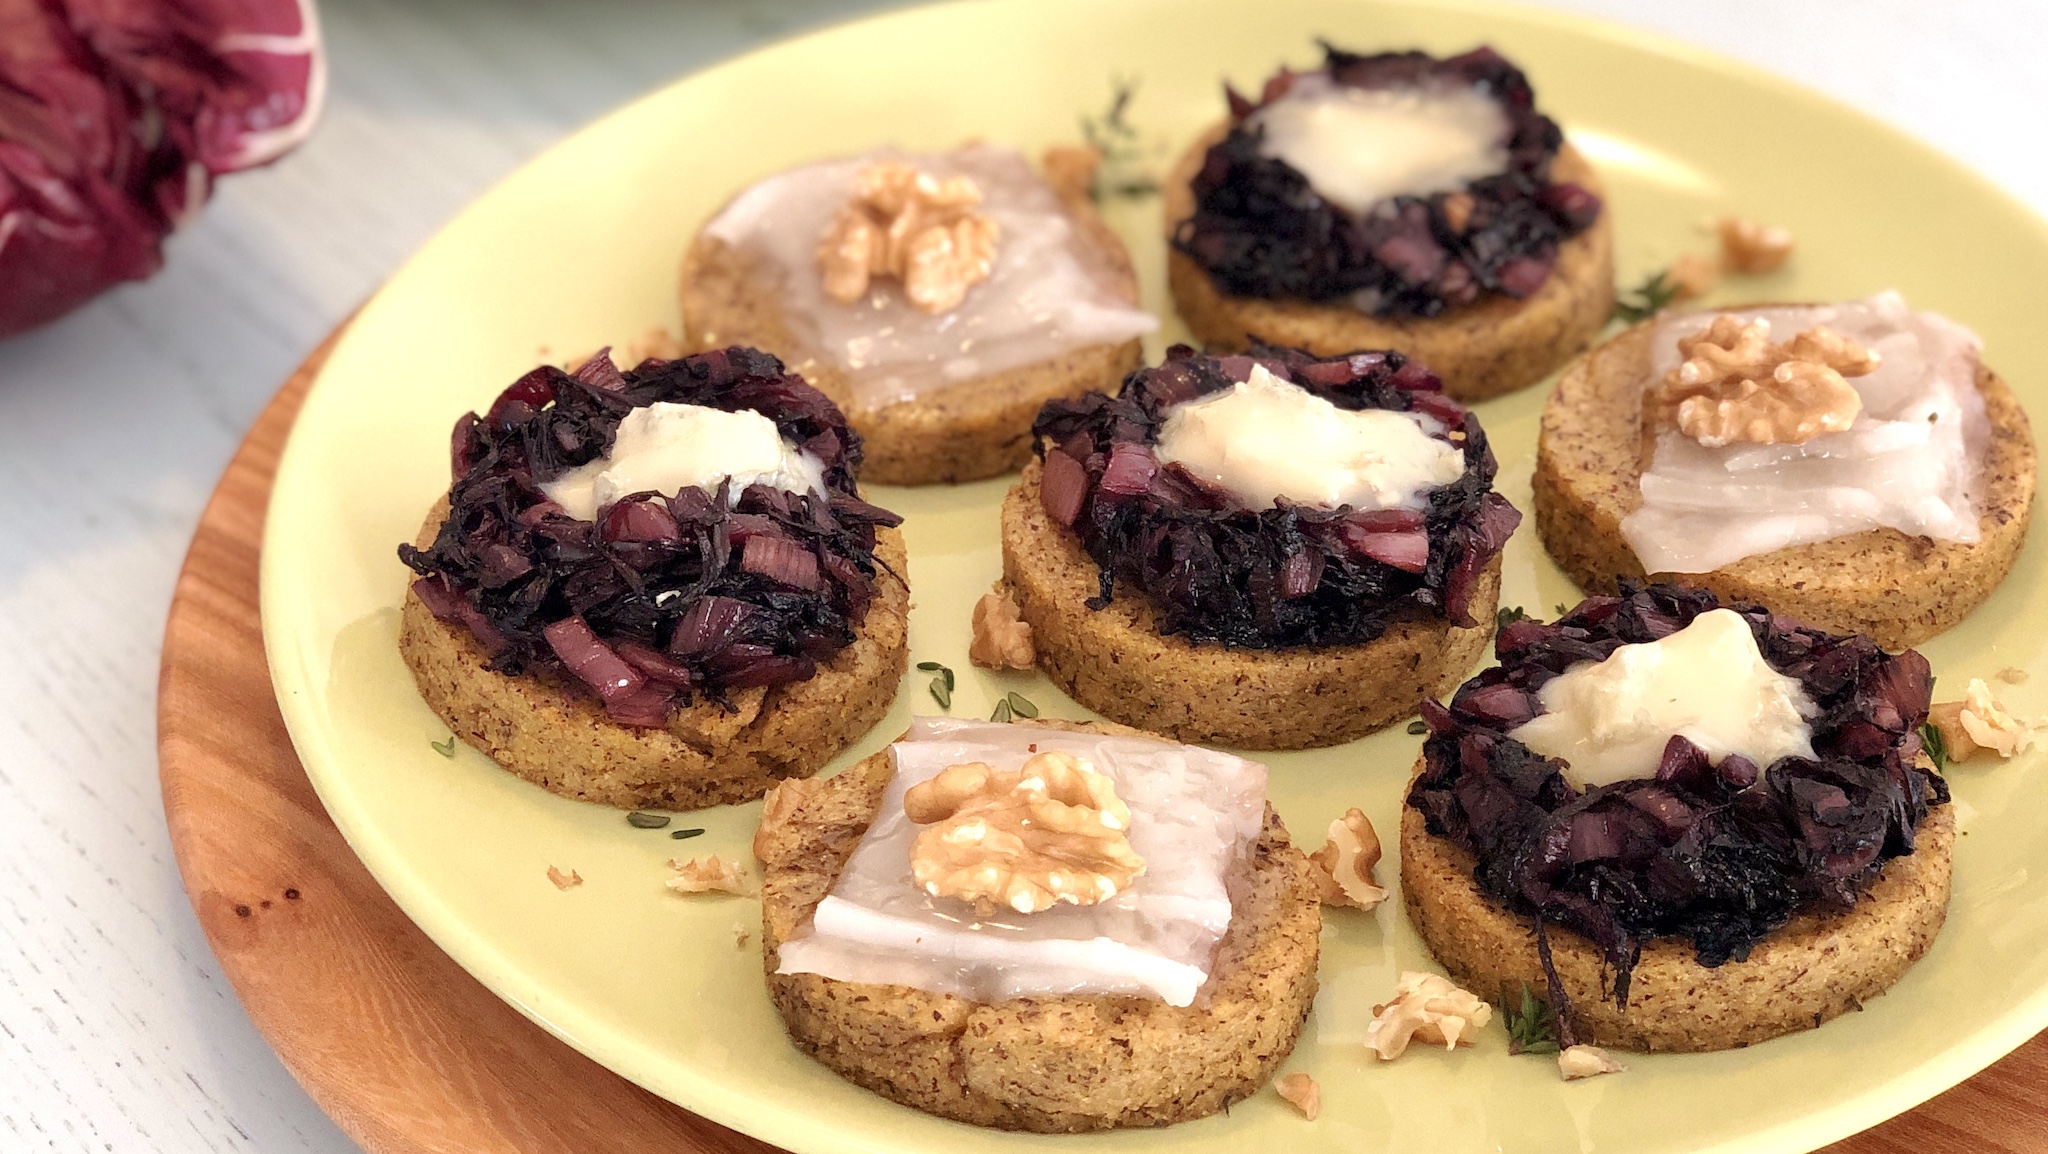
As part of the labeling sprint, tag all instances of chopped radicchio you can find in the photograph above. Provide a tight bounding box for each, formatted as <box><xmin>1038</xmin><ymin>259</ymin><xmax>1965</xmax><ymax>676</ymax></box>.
<box><xmin>398</xmin><ymin>346</ymin><xmax>902</xmax><ymax>727</ymax></box>
<box><xmin>1031</xmin><ymin>343</ymin><xmax>1519</xmax><ymax>649</ymax></box>
<box><xmin>1173</xmin><ymin>43</ymin><xmax>1600</xmax><ymax>318</ymax></box>
<box><xmin>1408</xmin><ymin>581</ymin><xmax>1947</xmax><ymax>1010</ymax></box>
<box><xmin>0</xmin><ymin>0</ymin><xmax>326</xmax><ymax>336</ymax></box>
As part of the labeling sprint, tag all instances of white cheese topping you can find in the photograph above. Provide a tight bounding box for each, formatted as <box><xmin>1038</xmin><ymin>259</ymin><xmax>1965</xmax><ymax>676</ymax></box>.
<box><xmin>774</xmin><ymin>718</ymin><xmax>1269</xmax><ymax>1007</ymax></box>
<box><xmin>539</xmin><ymin>402</ymin><xmax>825</xmax><ymax>521</ymax></box>
<box><xmin>1623</xmin><ymin>293</ymin><xmax>1990</xmax><ymax>574</ymax></box>
<box><xmin>703</xmin><ymin>143</ymin><xmax>1157</xmax><ymax>408</ymax></box>
<box><xmin>1509</xmin><ymin>609</ymin><xmax>1819</xmax><ymax>791</ymax></box>
<box><xmin>1248</xmin><ymin>74</ymin><xmax>1510</xmax><ymax>214</ymax></box>
<box><xmin>1154</xmin><ymin>364</ymin><xmax>1464</xmax><ymax>511</ymax></box>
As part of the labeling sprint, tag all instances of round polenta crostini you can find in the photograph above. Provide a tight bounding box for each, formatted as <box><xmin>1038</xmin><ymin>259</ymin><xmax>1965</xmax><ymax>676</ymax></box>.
<box><xmin>1402</xmin><ymin>582</ymin><xmax>1952</xmax><ymax>1053</ymax></box>
<box><xmin>998</xmin><ymin>343</ymin><xmax>1519</xmax><ymax>750</ymax></box>
<box><xmin>1534</xmin><ymin>293</ymin><xmax>2036</xmax><ymax>650</ymax></box>
<box><xmin>757</xmin><ymin>717</ymin><xmax>1320</xmax><ymax>1131</ymax></box>
<box><xmin>397</xmin><ymin>345</ymin><xmax>908</xmax><ymax>811</ymax></box>
<box><xmin>682</xmin><ymin>143</ymin><xmax>1156</xmax><ymax>486</ymax></box>
<box><xmin>1165</xmin><ymin>44</ymin><xmax>1613</xmax><ymax>402</ymax></box>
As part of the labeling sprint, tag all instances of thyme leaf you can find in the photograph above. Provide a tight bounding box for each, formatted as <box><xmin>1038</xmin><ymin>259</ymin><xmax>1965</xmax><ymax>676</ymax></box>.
<box><xmin>430</xmin><ymin>735</ymin><xmax>457</xmax><ymax>758</ymax></box>
<box><xmin>670</xmin><ymin>827</ymin><xmax>707</xmax><ymax>840</ymax></box>
<box><xmin>1080</xmin><ymin>77</ymin><xmax>1159</xmax><ymax>201</ymax></box>
<box><xmin>1504</xmin><ymin>983</ymin><xmax>1561</xmax><ymax>1055</ymax></box>
<box><xmin>990</xmin><ymin>698</ymin><xmax>1015</xmax><ymax>723</ymax></box>
<box><xmin>1612</xmin><ymin>268</ymin><xmax>1679</xmax><ymax>324</ymax></box>
<box><xmin>1920</xmin><ymin>721</ymin><xmax>1949</xmax><ymax>770</ymax></box>
<box><xmin>915</xmin><ymin>661</ymin><xmax>943</xmax><ymax>672</ymax></box>
<box><xmin>929</xmin><ymin>676</ymin><xmax>952</xmax><ymax>710</ymax></box>
<box><xmin>1407</xmin><ymin>720</ymin><xmax>1429</xmax><ymax>735</ymax></box>
<box><xmin>1006</xmin><ymin>691</ymin><xmax>1040</xmax><ymax>719</ymax></box>
<box><xmin>627</xmin><ymin>811</ymin><xmax>670</xmax><ymax>829</ymax></box>
<box><xmin>1496</xmin><ymin>605</ymin><xmax>1527</xmax><ymax>631</ymax></box>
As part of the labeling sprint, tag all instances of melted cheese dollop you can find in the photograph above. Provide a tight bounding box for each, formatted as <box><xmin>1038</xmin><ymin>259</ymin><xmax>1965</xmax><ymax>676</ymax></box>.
<box><xmin>774</xmin><ymin>718</ymin><xmax>1268</xmax><ymax>1007</ymax></box>
<box><xmin>540</xmin><ymin>402</ymin><xmax>824</xmax><ymax>521</ymax></box>
<box><xmin>1155</xmin><ymin>364</ymin><xmax>1464</xmax><ymax>510</ymax></box>
<box><xmin>1509</xmin><ymin>609</ymin><xmax>1819</xmax><ymax>791</ymax></box>
<box><xmin>1248</xmin><ymin>74</ymin><xmax>1510</xmax><ymax>214</ymax></box>
<box><xmin>1623</xmin><ymin>293</ymin><xmax>1990</xmax><ymax>574</ymax></box>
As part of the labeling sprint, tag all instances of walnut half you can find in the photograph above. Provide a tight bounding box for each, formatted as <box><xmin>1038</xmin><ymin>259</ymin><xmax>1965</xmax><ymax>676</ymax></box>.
<box><xmin>968</xmin><ymin>589</ymin><xmax>1036</xmax><ymax>670</ymax></box>
<box><xmin>815</xmin><ymin>162</ymin><xmax>1000</xmax><ymax>315</ymax></box>
<box><xmin>1650</xmin><ymin>314</ymin><xmax>1877</xmax><ymax>447</ymax></box>
<box><xmin>904</xmin><ymin>751</ymin><xmax>1146</xmax><ymax>915</ymax></box>
<box><xmin>1308</xmin><ymin>808</ymin><xmax>1388</xmax><ymax>911</ymax></box>
<box><xmin>1928</xmin><ymin>678</ymin><xmax>2038</xmax><ymax>761</ymax></box>
<box><xmin>1364</xmin><ymin>971</ymin><xmax>1492</xmax><ymax>1061</ymax></box>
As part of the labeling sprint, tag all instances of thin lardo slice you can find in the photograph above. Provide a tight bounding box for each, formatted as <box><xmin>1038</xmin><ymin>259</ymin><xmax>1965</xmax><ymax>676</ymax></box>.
<box><xmin>397</xmin><ymin>505</ymin><xmax>909</xmax><ymax>810</ymax></box>
<box><xmin>1533</xmin><ymin>320</ymin><xmax>2035</xmax><ymax>649</ymax></box>
<box><xmin>757</xmin><ymin>719</ymin><xmax>1321</xmax><ymax>1132</ymax></box>
<box><xmin>681</xmin><ymin>160</ymin><xmax>1144</xmax><ymax>486</ymax></box>
<box><xmin>999</xmin><ymin>459</ymin><xmax>1499</xmax><ymax>749</ymax></box>
<box><xmin>1400</xmin><ymin>768</ymin><xmax>1955</xmax><ymax>1053</ymax></box>
<box><xmin>1164</xmin><ymin>128</ymin><xmax>1615</xmax><ymax>402</ymax></box>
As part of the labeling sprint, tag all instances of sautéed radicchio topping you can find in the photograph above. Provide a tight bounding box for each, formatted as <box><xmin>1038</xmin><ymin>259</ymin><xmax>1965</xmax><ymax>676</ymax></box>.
<box><xmin>1408</xmin><ymin>581</ymin><xmax>1946</xmax><ymax>1010</ymax></box>
<box><xmin>398</xmin><ymin>346</ymin><xmax>902</xmax><ymax>726</ymax></box>
<box><xmin>1173</xmin><ymin>44</ymin><xmax>1600</xmax><ymax>317</ymax></box>
<box><xmin>1031</xmin><ymin>343</ymin><xmax>1518</xmax><ymax>650</ymax></box>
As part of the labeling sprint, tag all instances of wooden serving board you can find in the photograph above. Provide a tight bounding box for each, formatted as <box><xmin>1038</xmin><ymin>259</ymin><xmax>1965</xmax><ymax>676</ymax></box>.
<box><xmin>158</xmin><ymin>332</ymin><xmax>2048</xmax><ymax>1154</ymax></box>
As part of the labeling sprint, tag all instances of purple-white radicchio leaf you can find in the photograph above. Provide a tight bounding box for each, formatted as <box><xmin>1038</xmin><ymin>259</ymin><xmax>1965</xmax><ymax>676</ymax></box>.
<box><xmin>0</xmin><ymin>0</ymin><xmax>324</xmax><ymax>337</ymax></box>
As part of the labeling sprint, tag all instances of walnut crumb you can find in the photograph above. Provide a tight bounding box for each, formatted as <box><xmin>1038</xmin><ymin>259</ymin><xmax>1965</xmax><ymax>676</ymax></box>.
<box><xmin>546</xmin><ymin>866</ymin><xmax>582</xmax><ymax>891</ymax></box>
<box><xmin>905</xmin><ymin>752</ymin><xmax>1145</xmax><ymax>915</ymax></box>
<box><xmin>1718</xmin><ymin>216</ymin><xmax>1794</xmax><ymax>274</ymax></box>
<box><xmin>1308</xmin><ymin>808</ymin><xmax>1388</xmax><ymax>911</ymax></box>
<box><xmin>1364</xmin><ymin>972</ymin><xmax>1491</xmax><ymax>1061</ymax></box>
<box><xmin>1928</xmin><ymin>678</ymin><xmax>2038</xmax><ymax>762</ymax></box>
<box><xmin>1667</xmin><ymin>251</ymin><xmax>1719</xmax><ymax>301</ymax></box>
<box><xmin>1558</xmin><ymin>1044</ymin><xmax>1626</xmax><ymax>1081</ymax></box>
<box><xmin>732</xmin><ymin>923</ymin><xmax>752</xmax><ymax>949</ymax></box>
<box><xmin>1273</xmin><ymin>1072</ymin><xmax>1320</xmax><ymax>1120</ymax></box>
<box><xmin>968</xmin><ymin>590</ymin><xmax>1036</xmax><ymax>669</ymax></box>
<box><xmin>1651</xmin><ymin>314</ymin><xmax>1877</xmax><ymax>447</ymax></box>
<box><xmin>666</xmin><ymin>854</ymin><xmax>751</xmax><ymax>896</ymax></box>
<box><xmin>816</xmin><ymin>162</ymin><xmax>999</xmax><ymax>314</ymax></box>
<box><xmin>1997</xmin><ymin>667</ymin><xmax>2030</xmax><ymax>685</ymax></box>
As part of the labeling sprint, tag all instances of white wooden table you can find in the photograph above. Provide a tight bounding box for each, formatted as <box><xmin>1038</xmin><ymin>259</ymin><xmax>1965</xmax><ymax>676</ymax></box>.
<box><xmin>2</xmin><ymin>1</ymin><xmax>2041</xmax><ymax>1149</ymax></box>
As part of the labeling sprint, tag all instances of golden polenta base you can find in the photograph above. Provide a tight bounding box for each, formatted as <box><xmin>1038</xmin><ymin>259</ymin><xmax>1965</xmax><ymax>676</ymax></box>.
<box><xmin>1400</xmin><ymin>782</ymin><xmax>1954</xmax><ymax>1053</ymax></box>
<box><xmin>999</xmin><ymin>460</ymin><xmax>1498</xmax><ymax>749</ymax></box>
<box><xmin>758</xmin><ymin>720</ymin><xmax>1321</xmax><ymax>1132</ymax></box>
<box><xmin>1163</xmin><ymin>131</ymin><xmax>1615</xmax><ymax>402</ymax></box>
<box><xmin>680</xmin><ymin>176</ymin><xmax>1144</xmax><ymax>487</ymax></box>
<box><xmin>1533</xmin><ymin>320</ymin><xmax>2037</xmax><ymax>650</ymax></box>
<box><xmin>397</xmin><ymin>508</ymin><xmax>909</xmax><ymax>811</ymax></box>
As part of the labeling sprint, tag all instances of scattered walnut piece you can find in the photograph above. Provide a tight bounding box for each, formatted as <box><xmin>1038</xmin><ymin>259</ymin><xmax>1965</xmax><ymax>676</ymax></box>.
<box><xmin>732</xmin><ymin>922</ymin><xmax>752</xmax><ymax>950</ymax></box>
<box><xmin>1718</xmin><ymin>216</ymin><xmax>1794</xmax><ymax>273</ymax></box>
<box><xmin>546</xmin><ymin>866</ymin><xmax>583</xmax><ymax>891</ymax></box>
<box><xmin>666</xmin><ymin>854</ymin><xmax>751</xmax><ymax>896</ymax></box>
<box><xmin>816</xmin><ymin>162</ymin><xmax>1000</xmax><ymax>314</ymax></box>
<box><xmin>1040</xmin><ymin>145</ymin><xmax>1102</xmax><ymax>203</ymax></box>
<box><xmin>1650</xmin><ymin>314</ymin><xmax>1876</xmax><ymax>447</ymax></box>
<box><xmin>968</xmin><ymin>590</ymin><xmax>1036</xmax><ymax>670</ymax></box>
<box><xmin>1667</xmin><ymin>251</ymin><xmax>1719</xmax><ymax>301</ymax></box>
<box><xmin>1997</xmin><ymin>667</ymin><xmax>2030</xmax><ymax>685</ymax></box>
<box><xmin>1558</xmin><ymin>1044</ymin><xmax>1626</xmax><ymax>1081</ymax></box>
<box><xmin>904</xmin><ymin>751</ymin><xmax>1146</xmax><ymax>915</ymax></box>
<box><xmin>1308</xmin><ymin>808</ymin><xmax>1388</xmax><ymax>911</ymax></box>
<box><xmin>1928</xmin><ymin>678</ymin><xmax>2039</xmax><ymax>762</ymax></box>
<box><xmin>754</xmin><ymin>776</ymin><xmax>829</xmax><ymax>862</ymax></box>
<box><xmin>1273</xmin><ymin>1072</ymin><xmax>1320</xmax><ymax>1120</ymax></box>
<box><xmin>1440</xmin><ymin>192</ymin><xmax>1475</xmax><ymax>235</ymax></box>
<box><xmin>1364</xmin><ymin>971</ymin><xmax>1492</xmax><ymax>1061</ymax></box>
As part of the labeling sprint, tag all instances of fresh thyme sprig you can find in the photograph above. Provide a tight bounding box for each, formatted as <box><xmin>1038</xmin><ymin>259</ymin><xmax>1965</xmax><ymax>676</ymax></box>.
<box><xmin>1919</xmin><ymin>721</ymin><xmax>1949</xmax><ymax>770</ymax></box>
<box><xmin>1611</xmin><ymin>268</ymin><xmax>1680</xmax><ymax>324</ymax></box>
<box><xmin>1496</xmin><ymin>605</ymin><xmax>1528</xmax><ymax>631</ymax></box>
<box><xmin>1503</xmin><ymin>983</ymin><xmax>1561</xmax><ymax>1055</ymax></box>
<box><xmin>1081</xmin><ymin>78</ymin><xmax>1159</xmax><ymax>201</ymax></box>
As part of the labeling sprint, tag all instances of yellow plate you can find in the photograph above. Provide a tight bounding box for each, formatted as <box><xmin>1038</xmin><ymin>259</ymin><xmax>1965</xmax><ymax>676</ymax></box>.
<box><xmin>261</xmin><ymin>1</ymin><xmax>2048</xmax><ymax>1150</ymax></box>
